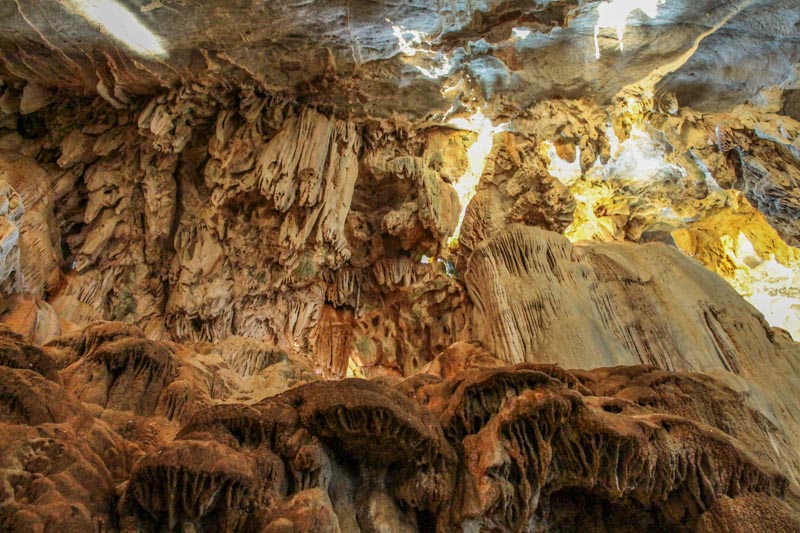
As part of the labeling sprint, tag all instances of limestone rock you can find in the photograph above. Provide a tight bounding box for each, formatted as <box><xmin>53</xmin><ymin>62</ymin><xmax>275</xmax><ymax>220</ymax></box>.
<box><xmin>0</xmin><ymin>330</ymin><xmax>136</xmax><ymax>533</ymax></box>
<box><xmin>464</xmin><ymin>225</ymin><xmax>800</xmax><ymax>484</ymax></box>
<box><xmin>0</xmin><ymin>311</ymin><xmax>797</xmax><ymax>532</ymax></box>
<box><xmin>459</xmin><ymin>131</ymin><xmax>576</xmax><ymax>266</ymax></box>
<box><xmin>0</xmin><ymin>151</ymin><xmax>62</xmax><ymax>297</ymax></box>
<box><xmin>0</xmin><ymin>292</ymin><xmax>66</xmax><ymax>344</ymax></box>
<box><xmin>0</xmin><ymin>179</ymin><xmax>23</xmax><ymax>294</ymax></box>
<box><xmin>0</xmin><ymin>3</ymin><xmax>799</xmax><ymax>529</ymax></box>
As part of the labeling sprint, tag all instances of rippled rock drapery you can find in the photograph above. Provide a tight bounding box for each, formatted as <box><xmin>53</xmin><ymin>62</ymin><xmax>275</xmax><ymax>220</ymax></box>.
<box><xmin>1</xmin><ymin>62</ymin><xmax>800</xmax><ymax>373</ymax></box>
<box><xmin>0</xmin><ymin>178</ymin><xmax>23</xmax><ymax>295</ymax></box>
<box><xmin>465</xmin><ymin>225</ymin><xmax>800</xmax><ymax>479</ymax></box>
<box><xmin>1</xmin><ymin>325</ymin><xmax>799</xmax><ymax>532</ymax></box>
<box><xmin>1</xmin><ymin>0</ymin><xmax>800</xmax><ymax>530</ymax></box>
<box><xmin>465</xmin><ymin>225</ymin><xmax>783</xmax><ymax>371</ymax></box>
<box><xmin>0</xmin><ymin>79</ymin><xmax>480</xmax><ymax>377</ymax></box>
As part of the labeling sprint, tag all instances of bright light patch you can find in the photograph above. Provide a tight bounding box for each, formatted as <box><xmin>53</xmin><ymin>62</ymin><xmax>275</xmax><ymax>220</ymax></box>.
<box><xmin>414</xmin><ymin>54</ymin><xmax>453</xmax><ymax>80</ymax></box>
<box><xmin>512</xmin><ymin>27</ymin><xmax>532</xmax><ymax>39</ymax></box>
<box><xmin>594</xmin><ymin>0</ymin><xmax>665</xmax><ymax>59</ymax></box>
<box><xmin>390</xmin><ymin>22</ymin><xmax>425</xmax><ymax>57</ymax></box>
<box><xmin>737</xmin><ymin>233</ymin><xmax>757</xmax><ymax>259</ymax></box>
<box><xmin>64</xmin><ymin>0</ymin><xmax>167</xmax><ymax>58</ymax></box>
<box><xmin>607</xmin><ymin>124</ymin><xmax>621</xmax><ymax>157</ymax></box>
<box><xmin>746</xmin><ymin>278</ymin><xmax>800</xmax><ymax>340</ymax></box>
<box><xmin>563</xmin><ymin>126</ymin><xmax>687</xmax><ymax>242</ymax></box>
<box><xmin>545</xmin><ymin>142</ymin><xmax>583</xmax><ymax>185</ymax></box>
<box><xmin>732</xmin><ymin>233</ymin><xmax>800</xmax><ymax>339</ymax></box>
<box><xmin>447</xmin><ymin>110</ymin><xmax>510</xmax><ymax>246</ymax></box>
<box><xmin>600</xmin><ymin>126</ymin><xmax>684</xmax><ymax>184</ymax></box>
<box><xmin>388</xmin><ymin>20</ymin><xmax>452</xmax><ymax>79</ymax></box>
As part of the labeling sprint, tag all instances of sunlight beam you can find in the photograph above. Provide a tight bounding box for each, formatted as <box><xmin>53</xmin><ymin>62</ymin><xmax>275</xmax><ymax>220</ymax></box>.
<box><xmin>447</xmin><ymin>110</ymin><xmax>510</xmax><ymax>247</ymax></box>
<box><xmin>63</xmin><ymin>0</ymin><xmax>168</xmax><ymax>58</ymax></box>
<box><xmin>594</xmin><ymin>0</ymin><xmax>665</xmax><ymax>59</ymax></box>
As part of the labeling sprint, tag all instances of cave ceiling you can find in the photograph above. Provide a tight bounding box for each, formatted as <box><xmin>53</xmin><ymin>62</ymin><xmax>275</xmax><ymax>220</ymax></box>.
<box><xmin>1</xmin><ymin>0</ymin><xmax>798</xmax><ymax>119</ymax></box>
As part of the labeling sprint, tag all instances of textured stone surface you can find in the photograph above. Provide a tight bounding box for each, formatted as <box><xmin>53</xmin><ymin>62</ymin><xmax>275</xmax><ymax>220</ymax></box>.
<box><xmin>0</xmin><ymin>25</ymin><xmax>798</xmax><ymax>362</ymax></box>
<box><xmin>0</xmin><ymin>325</ymin><xmax>798</xmax><ymax>531</ymax></box>
<box><xmin>1</xmin><ymin>0</ymin><xmax>800</xmax><ymax>530</ymax></box>
<box><xmin>465</xmin><ymin>225</ymin><xmax>800</xmax><ymax>483</ymax></box>
<box><xmin>1</xmin><ymin>0</ymin><xmax>798</xmax><ymax>120</ymax></box>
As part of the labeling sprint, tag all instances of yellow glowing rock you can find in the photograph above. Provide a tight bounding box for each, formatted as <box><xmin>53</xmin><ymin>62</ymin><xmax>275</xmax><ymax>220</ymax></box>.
<box><xmin>672</xmin><ymin>193</ymin><xmax>800</xmax><ymax>339</ymax></box>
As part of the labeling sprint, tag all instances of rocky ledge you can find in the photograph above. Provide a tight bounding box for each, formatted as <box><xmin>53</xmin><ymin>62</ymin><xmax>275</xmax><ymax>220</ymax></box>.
<box><xmin>1</xmin><ymin>323</ymin><xmax>798</xmax><ymax>532</ymax></box>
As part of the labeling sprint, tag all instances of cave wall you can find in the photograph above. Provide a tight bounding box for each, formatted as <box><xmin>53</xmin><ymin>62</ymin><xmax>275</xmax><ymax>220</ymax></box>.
<box><xmin>1</xmin><ymin>70</ymin><xmax>800</xmax><ymax>531</ymax></box>
<box><xmin>0</xmin><ymin>81</ymin><xmax>477</xmax><ymax>378</ymax></box>
<box><xmin>0</xmin><ymin>0</ymin><xmax>799</xmax><ymax>530</ymax></box>
<box><xmin>2</xmin><ymin>77</ymin><xmax>800</xmax><ymax>379</ymax></box>
<box><xmin>1</xmin><ymin>325</ymin><xmax>800</xmax><ymax>532</ymax></box>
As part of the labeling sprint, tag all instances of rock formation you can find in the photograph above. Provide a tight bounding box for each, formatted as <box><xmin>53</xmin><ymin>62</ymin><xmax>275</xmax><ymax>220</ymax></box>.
<box><xmin>1</xmin><ymin>0</ymin><xmax>800</xmax><ymax>531</ymax></box>
<box><xmin>1</xmin><ymin>326</ymin><xmax>799</xmax><ymax>531</ymax></box>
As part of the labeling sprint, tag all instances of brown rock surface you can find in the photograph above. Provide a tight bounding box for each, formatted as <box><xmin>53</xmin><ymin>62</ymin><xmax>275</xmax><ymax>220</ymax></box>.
<box><xmin>0</xmin><ymin>326</ymin><xmax>798</xmax><ymax>531</ymax></box>
<box><xmin>1</xmin><ymin>1</ymin><xmax>800</xmax><ymax>530</ymax></box>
